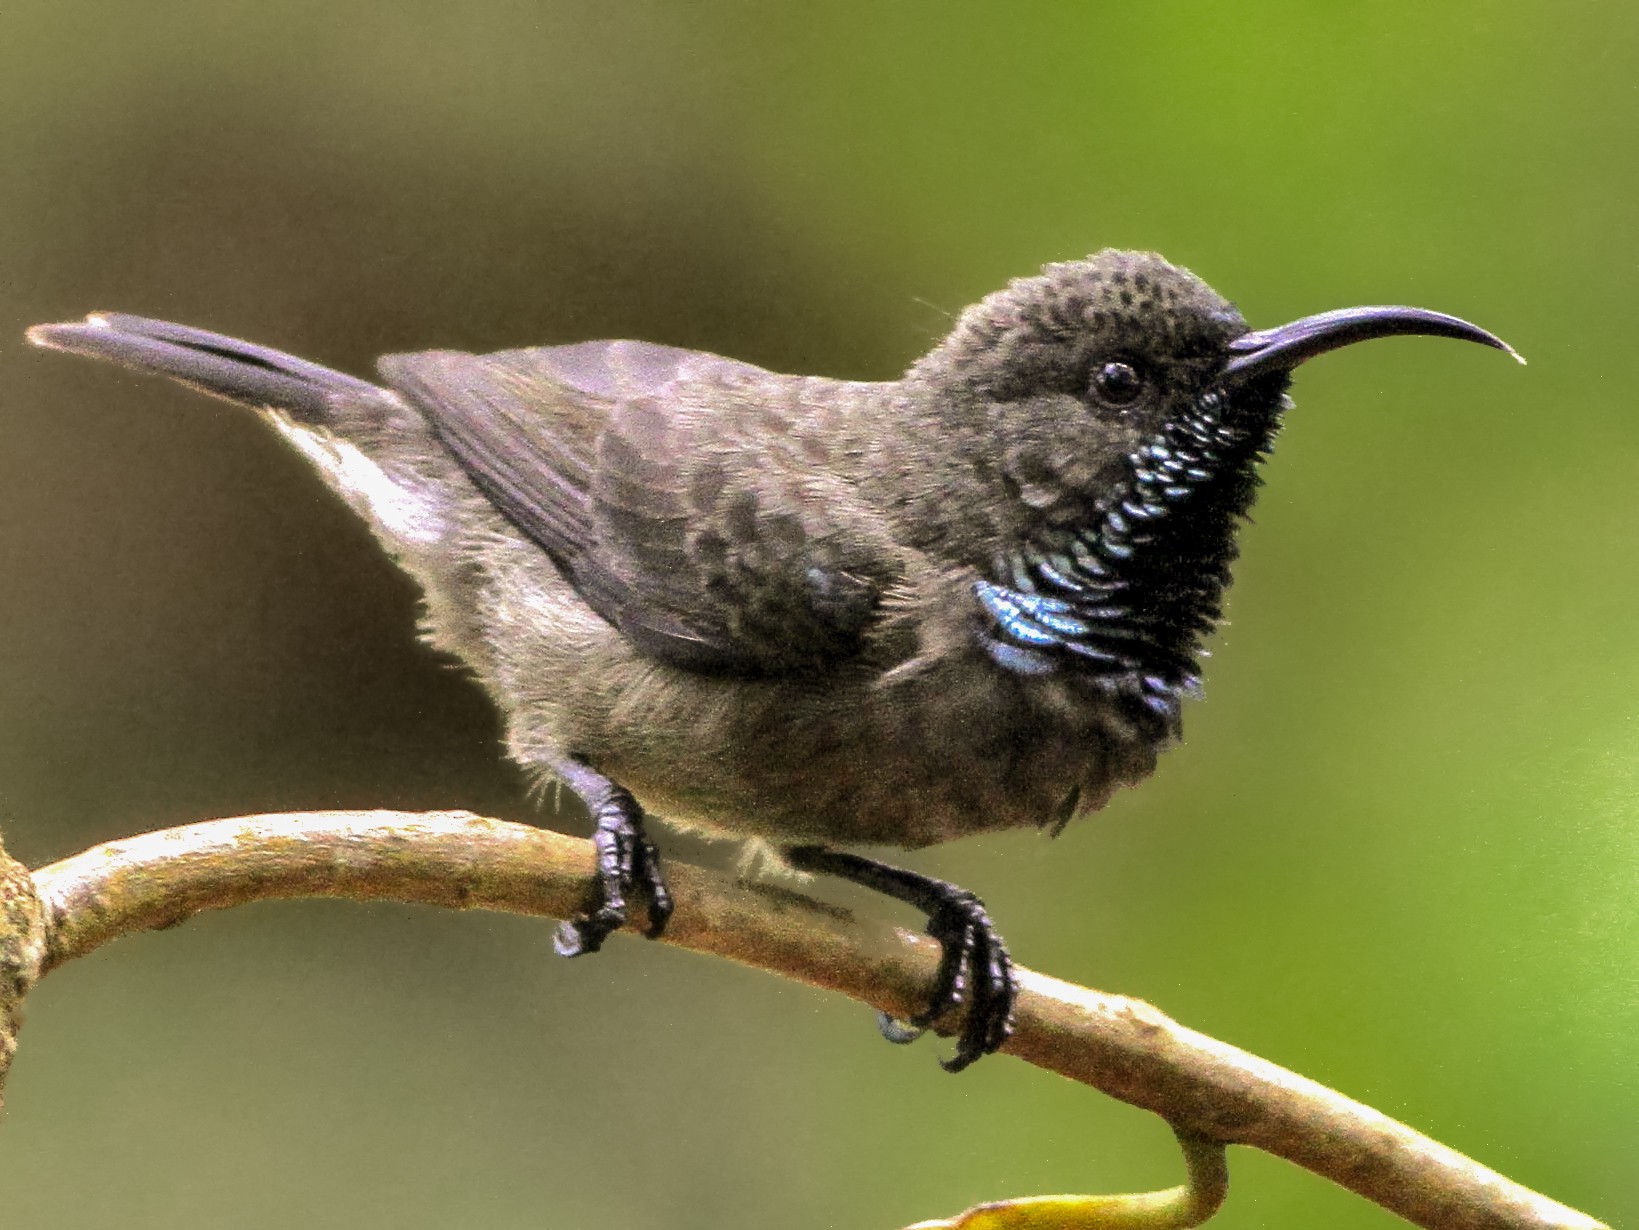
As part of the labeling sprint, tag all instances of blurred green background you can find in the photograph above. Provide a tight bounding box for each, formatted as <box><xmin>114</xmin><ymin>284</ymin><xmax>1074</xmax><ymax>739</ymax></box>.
<box><xmin>0</xmin><ymin>3</ymin><xmax>1633</xmax><ymax>1227</ymax></box>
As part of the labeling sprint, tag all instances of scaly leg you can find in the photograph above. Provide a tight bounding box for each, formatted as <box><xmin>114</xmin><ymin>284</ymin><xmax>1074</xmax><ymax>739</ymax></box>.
<box><xmin>550</xmin><ymin>759</ymin><xmax>673</xmax><ymax>956</ymax></box>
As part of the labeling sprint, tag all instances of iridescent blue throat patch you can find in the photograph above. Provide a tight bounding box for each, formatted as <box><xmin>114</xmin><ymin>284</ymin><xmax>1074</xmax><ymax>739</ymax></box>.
<box><xmin>974</xmin><ymin>390</ymin><xmax>1281</xmax><ymax>722</ymax></box>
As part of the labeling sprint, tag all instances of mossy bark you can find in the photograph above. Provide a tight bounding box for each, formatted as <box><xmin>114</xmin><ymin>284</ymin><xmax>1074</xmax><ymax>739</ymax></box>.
<box><xmin>0</xmin><ymin>831</ymin><xmax>47</xmax><ymax>1110</ymax></box>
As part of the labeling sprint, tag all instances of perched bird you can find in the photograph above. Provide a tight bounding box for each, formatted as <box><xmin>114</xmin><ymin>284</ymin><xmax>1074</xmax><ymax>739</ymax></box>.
<box><xmin>28</xmin><ymin>251</ymin><xmax>1517</xmax><ymax>1070</ymax></box>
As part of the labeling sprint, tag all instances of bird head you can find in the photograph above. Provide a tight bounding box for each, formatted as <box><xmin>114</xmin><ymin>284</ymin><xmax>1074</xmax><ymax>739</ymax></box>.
<box><xmin>904</xmin><ymin>249</ymin><xmax>1519</xmax><ymax>710</ymax></box>
<box><xmin>912</xmin><ymin>248</ymin><xmax>1517</xmax><ymax>529</ymax></box>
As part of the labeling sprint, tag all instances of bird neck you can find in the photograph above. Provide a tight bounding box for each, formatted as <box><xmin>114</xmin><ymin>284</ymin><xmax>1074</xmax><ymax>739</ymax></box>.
<box><xmin>975</xmin><ymin>386</ymin><xmax>1287</xmax><ymax>726</ymax></box>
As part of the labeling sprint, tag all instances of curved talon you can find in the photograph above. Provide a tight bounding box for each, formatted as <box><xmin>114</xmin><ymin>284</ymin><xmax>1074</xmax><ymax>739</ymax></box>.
<box><xmin>877</xmin><ymin>1012</ymin><xmax>927</xmax><ymax>1045</ymax></box>
<box><xmin>915</xmin><ymin>902</ymin><xmax>976</xmax><ymax>1026</ymax></box>
<box><xmin>553</xmin><ymin>915</ymin><xmax>611</xmax><ymax>957</ymax></box>
<box><xmin>633</xmin><ymin>825</ymin><xmax>674</xmax><ymax>938</ymax></box>
<box><xmin>966</xmin><ymin>926</ymin><xmax>1016</xmax><ymax>1062</ymax></box>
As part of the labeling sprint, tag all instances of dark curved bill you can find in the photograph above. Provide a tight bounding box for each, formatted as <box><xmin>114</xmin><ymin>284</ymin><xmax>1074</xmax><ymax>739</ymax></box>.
<box><xmin>1223</xmin><ymin>305</ymin><xmax>1523</xmax><ymax>382</ymax></box>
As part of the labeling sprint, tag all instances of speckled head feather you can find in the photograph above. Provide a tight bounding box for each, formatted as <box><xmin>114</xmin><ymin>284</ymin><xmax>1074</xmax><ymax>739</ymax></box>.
<box><xmin>916</xmin><ymin>250</ymin><xmax>1250</xmax><ymax>403</ymax></box>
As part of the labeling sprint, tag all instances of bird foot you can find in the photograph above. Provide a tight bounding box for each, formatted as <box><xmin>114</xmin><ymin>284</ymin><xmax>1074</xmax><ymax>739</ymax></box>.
<box><xmin>914</xmin><ymin>883</ymin><xmax>1016</xmax><ymax>1072</ymax></box>
<box><xmin>784</xmin><ymin>846</ymin><xmax>1016</xmax><ymax>1071</ymax></box>
<box><xmin>554</xmin><ymin>784</ymin><xmax>674</xmax><ymax>956</ymax></box>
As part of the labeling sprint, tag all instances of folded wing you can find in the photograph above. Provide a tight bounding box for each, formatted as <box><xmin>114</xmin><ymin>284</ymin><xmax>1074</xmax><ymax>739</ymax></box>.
<box><xmin>379</xmin><ymin>340</ymin><xmax>896</xmax><ymax>676</ymax></box>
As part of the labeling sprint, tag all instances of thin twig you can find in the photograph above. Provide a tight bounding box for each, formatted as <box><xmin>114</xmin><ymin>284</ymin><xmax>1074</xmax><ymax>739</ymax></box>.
<box><xmin>2</xmin><ymin>810</ymin><xmax>1609</xmax><ymax>1230</ymax></box>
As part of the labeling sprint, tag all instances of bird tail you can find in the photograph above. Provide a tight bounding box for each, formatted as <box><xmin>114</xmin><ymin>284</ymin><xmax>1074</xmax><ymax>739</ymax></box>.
<box><xmin>27</xmin><ymin>311</ymin><xmax>473</xmax><ymax>575</ymax></box>
<box><xmin>25</xmin><ymin>313</ymin><xmax>385</xmax><ymax>425</ymax></box>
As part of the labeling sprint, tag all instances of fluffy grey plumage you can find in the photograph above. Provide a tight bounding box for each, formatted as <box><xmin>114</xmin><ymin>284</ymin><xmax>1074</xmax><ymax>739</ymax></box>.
<box><xmin>28</xmin><ymin>249</ymin><xmax>1516</xmax><ymax>1069</ymax></box>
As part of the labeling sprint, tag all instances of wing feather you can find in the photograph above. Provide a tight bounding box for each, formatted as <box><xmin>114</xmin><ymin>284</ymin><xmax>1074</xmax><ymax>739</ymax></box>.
<box><xmin>378</xmin><ymin>340</ymin><xmax>898</xmax><ymax>675</ymax></box>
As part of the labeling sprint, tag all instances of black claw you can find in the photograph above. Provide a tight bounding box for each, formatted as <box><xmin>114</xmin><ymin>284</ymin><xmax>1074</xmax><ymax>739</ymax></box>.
<box><xmin>554</xmin><ymin>781</ymin><xmax>672</xmax><ymax>957</ymax></box>
<box><xmin>875</xmin><ymin>1012</ymin><xmax>926</xmax><ymax>1045</ymax></box>
<box><xmin>914</xmin><ymin>902</ymin><xmax>974</xmax><ymax>1029</ymax></box>
<box><xmin>633</xmin><ymin>825</ymin><xmax>674</xmax><ymax>938</ymax></box>
<box><xmin>926</xmin><ymin>890</ymin><xmax>1016</xmax><ymax>1073</ymax></box>
<box><xmin>784</xmin><ymin>845</ymin><xmax>1017</xmax><ymax>1072</ymax></box>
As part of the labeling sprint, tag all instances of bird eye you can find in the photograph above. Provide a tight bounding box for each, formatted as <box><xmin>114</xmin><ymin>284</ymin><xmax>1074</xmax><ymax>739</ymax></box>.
<box><xmin>1091</xmin><ymin>361</ymin><xmax>1144</xmax><ymax>406</ymax></box>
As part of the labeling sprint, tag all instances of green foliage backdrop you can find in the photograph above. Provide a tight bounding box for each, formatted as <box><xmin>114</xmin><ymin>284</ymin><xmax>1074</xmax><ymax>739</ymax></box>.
<box><xmin>0</xmin><ymin>3</ymin><xmax>1632</xmax><ymax>1227</ymax></box>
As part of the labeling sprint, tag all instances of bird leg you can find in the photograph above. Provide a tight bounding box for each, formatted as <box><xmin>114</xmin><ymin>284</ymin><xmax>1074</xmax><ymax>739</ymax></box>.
<box><xmin>550</xmin><ymin>759</ymin><xmax>674</xmax><ymax>956</ymax></box>
<box><xmin>783</xmin><ymin>845</ymin><xmax>1016</xmax><ymax>1072</ymax></box>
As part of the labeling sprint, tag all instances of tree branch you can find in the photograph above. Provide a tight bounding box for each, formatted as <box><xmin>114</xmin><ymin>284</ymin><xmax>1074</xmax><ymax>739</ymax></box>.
<box><xmin>0</xmin><ymin>810</ymin><xmax>1608</xmax><ymax>1230</ymax></box>
<box><xmin>0</xmin><ymin>830</ymin><xmax>46</xmax><ymax>1113</ymax></box>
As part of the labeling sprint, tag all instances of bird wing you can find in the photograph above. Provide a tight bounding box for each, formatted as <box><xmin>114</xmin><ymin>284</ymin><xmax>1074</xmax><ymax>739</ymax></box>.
<box><xmin>377</xmin><ymin>339</ymin><xmax>899</xmax><ymax>675</ymax></box>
